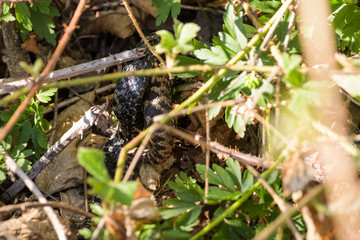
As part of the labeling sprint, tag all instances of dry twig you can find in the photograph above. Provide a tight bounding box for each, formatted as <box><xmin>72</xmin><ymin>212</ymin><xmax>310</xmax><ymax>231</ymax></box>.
<box><xmin>0</xmin><ymin>201</ymin><xmax>95</xmax><ymax>219</ymax></box>
<box><xmin>3</xmin><ymin>153</ymin><xmax>67</xmax><ymax>240</ymax></box>
<box><xmin>0</xmin><ymin>105</ymin><xmax>104</xmax><ymax>203</ymax></box>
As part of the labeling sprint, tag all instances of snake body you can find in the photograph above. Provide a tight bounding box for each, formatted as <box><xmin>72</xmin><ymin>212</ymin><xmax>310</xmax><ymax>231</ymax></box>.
<box><xmin>104</xmin><ymin>37</ymin><xmax>174</xmax><ymax>175</ymax></box>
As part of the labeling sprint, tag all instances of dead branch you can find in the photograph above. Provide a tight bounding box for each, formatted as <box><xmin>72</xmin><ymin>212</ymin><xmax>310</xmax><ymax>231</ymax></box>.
<box><xmin>0</xmin><ymin>105</ymin><xmax>104</xmax><ymax>203</ymax></box>
<box><xmin>0</xmin><ymin>49</ymin><xmax>144</xmax><ymax>96</ymax></box>
<box><xmin>3</xmin><ymin>153</ymin><xmax>68</xmax><ymax>240</ymax></box>
<box><xmin>0</xmin><ymin>201</ymin><xmax>95</xmax><ymax>219</ymax></box>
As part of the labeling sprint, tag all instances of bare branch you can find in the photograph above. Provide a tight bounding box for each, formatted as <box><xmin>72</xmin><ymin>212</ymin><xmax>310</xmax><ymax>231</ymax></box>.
<box><xmin>0</xmin><ymin>105</ymin><xmax>104</xmax><ymax>203</ymax></box>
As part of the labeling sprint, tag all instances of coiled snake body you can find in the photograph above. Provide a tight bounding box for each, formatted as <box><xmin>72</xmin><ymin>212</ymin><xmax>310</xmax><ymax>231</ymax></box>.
<box><xmin>104</xmin><ymin>37</ymin><xmax>174</xmax><ymax>176</ymax></box>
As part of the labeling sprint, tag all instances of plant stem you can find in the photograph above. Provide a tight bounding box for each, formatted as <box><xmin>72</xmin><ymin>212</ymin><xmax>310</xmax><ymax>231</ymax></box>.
<box><xmin>0</xmin><ymin>65</ymin><xmax>276</xmax><ymax>107</ymax></box>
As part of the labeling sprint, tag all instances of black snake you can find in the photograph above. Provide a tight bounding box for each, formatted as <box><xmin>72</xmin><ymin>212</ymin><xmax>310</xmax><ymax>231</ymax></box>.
<box><xmin>103</xmin><ymin>36</ymin><xmax>174</xmax><ymax>176</ymax></box>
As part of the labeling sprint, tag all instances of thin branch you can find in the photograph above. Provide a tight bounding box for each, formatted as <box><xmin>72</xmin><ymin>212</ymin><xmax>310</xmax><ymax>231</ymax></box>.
<box><xmin>0</xmin><ymin>64</ymin><xmax>276</xmax><ymax>107</ymax></box>
<box><xmin>0</xmin><ymin>48</ymin><xmax>144</xmax><ymax>95</ymax></box>
<box><xmin>204</xmin><ymin>102</ymin><xmax>210</xmax><ymax>203</ymax></box>
<box><xmin>121</xmin><ymin>0</ymin><xmax>166</xmax><ymax>67</ymax></box>
<box><xmin>44</xmin><ymin>84</ymin><xmax>116</xmax><ymax>115</ymax></box>
<box><xmin>122</xmin><ymin>128</ymin><xmax>155</xmax><ymax>182</ymax></box>
<box><xmin>157</xmin><ymin>124</ymin><xmax>271</xmax><ymax>168</ymax></box>
<box><xmin>90</xmin><ymin>217</ymin><xmax>106</xmax><ymax>240</ymax></box>
<box><xmin>0</xmin><ymin>0</ymin><xmax>86</xmax><ymax>143</ymax></box>
<box><xmin>258</xmin><ymin>0</ymin><xmax>292</xmax><ymax>56</ymax></box>
<box><xmin>3</xmin><ymin>153</ymin><xmax>67</xmax><ymax>240</ymax></box>
<box><xmin>154</xmin><ymin>99</ymin><xmax>246</xmax><ymax>122</ymax></box>
<box><xmin>241</xmin><ymin>0</ymin><xmax>263</xmax><ymax>30</ymax></box>
<box><xmin>0</xmin><ymin>201</ymin><xmax>95</xmax><ymax>219</ymax></box>
<box><xmin>283</xmin><ymin>9</ymin><xmax>296</xmax><ymax>51</ymax></box>
<box><xmin>0</xmin><ymin>105</ymin><xmax>104</xmax><ymax>203</ymax></box>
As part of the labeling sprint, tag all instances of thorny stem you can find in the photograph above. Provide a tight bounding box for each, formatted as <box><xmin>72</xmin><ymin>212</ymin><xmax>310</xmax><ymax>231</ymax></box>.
<box><xmin>113</xmin><ymin>0</ymin><xmax>294</xmax><ymax>183</ymax></box>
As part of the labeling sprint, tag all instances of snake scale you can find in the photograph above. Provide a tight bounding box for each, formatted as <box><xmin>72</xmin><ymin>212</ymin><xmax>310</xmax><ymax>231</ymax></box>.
<box><xmin>103</xmin><ymin>35</ymin><xmax>174</xmax><ymax>176</ymax></box>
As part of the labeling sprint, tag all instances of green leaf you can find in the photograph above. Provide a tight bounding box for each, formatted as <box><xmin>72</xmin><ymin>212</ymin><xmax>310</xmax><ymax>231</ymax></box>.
<box><xmin>225</xmin><ymin>157</ymin><xmax>243</xmax><ymax>189</ymax></box>
<box><xmin>250</xmin><ymin>0</ymin><xmax>282</xmax><ymax>14</ymax></box>
<box><xmin>36</xmin><ymin>127</ymin><xmax>48</xmax><ymax>149</ymax></box>
<box><xmin>14</xmin><ymin>120</ymin><xmax>32</xmax><ymax>148</ymax></box>
<box><xmin>225</xmin><ymin>106</ymin><xmax>246</xmax><ymax>137</ymax></box>
<box><xmin>177</xmin><ymin>22</ymin><xmax>200</xmax><ymax>53</ymax></box>
<box><xmin>2</xmin><ymin>3</ymin><xmax>11</xmax><ymax>15</ymax></box>
<box><xmin>240</xmin><ymin>199</ymin><xmax>272</xmax><ymax>219</ymax></box>
<box><xmin>1</xmin><ymin>12</ymin><xmax>16</xmax><ymax>22</ymax></box>
<box><xmin>79</xmin><ymin>228</ymin><xmax>93</xmax><ymax>239</ymax></box>
<box><xmin>194</xmin><ymin>46</ymin><xmax>229</xmax><ymax>65</ymax></box>
<box><xmin>30</xmin><ymin>8</ymin><xmax>57</xmax><ymax>45</ymax></box>
<box><xmin>49</xmin><ymin>6</ymin><xmax>60</xmax><ymax>17</ymax></box>
<box><xmin>15</xmin><ymin>158</ymin><xmax>32</xmax><ymax>172</ymax></box>
<box><xmin>161</xmin><ymin>229</ymin><xmax>190</xmax><ymax>240</ymax></box>
<box><xmin>173</xmin><ymin>55</ymin><xmax>203</xmax><ymax>78</ymax></box>
<box><xmin>225</xmin><ymin>219</ymin><xmax>255</xmax><ymax>239</ymax></box>
<box><xmin>90</xmin><ymin>204</ymin><xmax>104</xmax><ymax>216</ymax></box>
<box><xmin>155</xmin><ymin>30</ymin><xmax>177</xmax><ymax>53</ymax></box>
<box><xmin>160</xmin><ymin>199</ymin><xmax>198</xmax><ymax>219</ymax></box>
<box><xmin>156</xmin><ymin>19</ymin><xmax>200</xmax><ymax>59</ymax></box>
<box><xmin>241</xmin><ymin>170</ymin><xmax>254</xmax><ymax>192</ymax></box>
<box><xmin>219</xmin><ymin>32</ymin><xmax>241</xmax><ymax>53</ymax></box>
<box><xmin>223</xmin><ymin>3</ymin><xmax>247</xmax><ymax>49</ymax></box>
<box><xmin>153</xmin><ymin>0</ymin><xmax>181</xmax><ymax>26</ymax></box>
<box><xmin>0</xmin><ymin>165</ymin><xmax>7</xmax><ymax>184</ymax></box>
<box><xmin>77</xmin><ymin>148</ymin><xmax>110</xmax><ymax>182</ymax></box>
<box><xmin>0</xmin><ymin>111</ymin><xmax>13</xmax><ymax>123</ymax></box>
<box><xmin>111</xmin><ymin>181</ymin><xmax>139</xmax><ymax>205</ymax></box>
<box><xmin>209</xmin><ymin>105</ymin><xmax>222</xmax><ymax>120</ymax></box>
<box><xmin>169</xmin><ymin>172</ymin><xmax>204</xmax><ymax>203</ymax></box>
<box><xmin>281</xmin><ymin>53</ymin><xmax>305</xmax><ymax>87</ymax></box>
<box><xmin>213</xmin><ymin>164</ymin><xmax>236</xmax><ymax>191</ymax></box>
<box><xmin>196</xmin><ymin>164</ymin><xmax>224</xmax><ymax>187</ymax></box>
<box><xmin>31</xmin><ymin>0</ymin><xmax>51</xmax><ymax>14</ymax></box>
<box><xmin>206</xmin><ymin>186</ymin><xmax>234</xmax><ymax>201</ymax></box>
<box><xmin>2</xmin><ymin>135</ymin><xmax>12</xmax><ymax>152</ymax></box>
<box><xmin>30</xmin><ymin>125</ymin><xmax>48</xmax><ymax>155</ymax></box>
<box><xmin>36</xmin><ymin>87</ymin><xmax>57</xmax><ymax>103</ymax></box>
<box><xmin>288</xmin><ymin>81</ymin><xmax>325</xmax><ymax>117</ymax></box>
<box><xmin>87</xmin><ymin>178</ymin><xmax>138</xmax><ymax>205</ymax></box>
<box><xmin>15</xmin><ymin>3</ymin><xmax>32</xmax><ymax>31</ymax></box>
<box><xmin>332</xmin><ymin>73</ymin><xmax>360</xmax><ymax>101</ymax></box>
<box><xmin>174</xmin><ymin>205</ymin><xmax>202</xmax><ymax>231</ymax></box>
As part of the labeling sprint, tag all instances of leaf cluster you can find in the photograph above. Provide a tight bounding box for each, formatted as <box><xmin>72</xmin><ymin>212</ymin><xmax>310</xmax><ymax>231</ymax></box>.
<box><xmin>138</xmin><ymin>158</ymin><xmax>304</xmax><ymax>239</ymax></box>
<box><xmin>152</xmin><ymin>0</ymin><xmax>181</xmax><ymax>26</ymax></box>
<box><xmin>330</xmin><ymin>0</ymin><xmax>360</xmax><ymax>55</ymax></box>
<box><xmin>0</xmin><ymin>87</ymin><xmax>57</xmax><ymax>183</ymax></box>
<box><xmin>0</xmin><ymin>0</ymin><xmax>59</xmax><ymax>45</ymax></box>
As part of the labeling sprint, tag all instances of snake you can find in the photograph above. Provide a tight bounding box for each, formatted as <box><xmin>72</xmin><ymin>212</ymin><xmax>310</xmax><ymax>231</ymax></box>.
<box><xmin>103</xmin><ymin>35</ymin><xmax>174</xmax><ymax>176</ymax></box>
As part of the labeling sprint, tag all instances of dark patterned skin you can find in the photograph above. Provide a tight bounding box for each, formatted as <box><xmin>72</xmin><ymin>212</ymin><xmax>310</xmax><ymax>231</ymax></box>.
<box><xmin>103</xmin><ymin>36</ymin><xmax>174</xmax><ymax>176</ymax></box>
